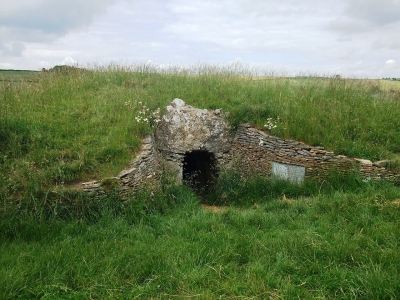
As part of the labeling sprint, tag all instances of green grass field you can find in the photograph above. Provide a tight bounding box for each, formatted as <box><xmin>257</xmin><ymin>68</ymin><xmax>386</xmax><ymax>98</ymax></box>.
<box><xmin>379</xmin><ymin>79</ymin><xmax>400</xmax><ymax>92</ymax></box>
<box><xmin>0</xmin><ymin>69</ymin><xmax>38</xmax><ymax>81</ymax></box>
<box><xmin>1</xmin><ymin>64</ymin><xmax>400</xmax><ymax>299</ymax></box>
<box><xmin>1</xmin><ymin>179</ymin><xmax>400</xmax><ymax>299</ymax></box>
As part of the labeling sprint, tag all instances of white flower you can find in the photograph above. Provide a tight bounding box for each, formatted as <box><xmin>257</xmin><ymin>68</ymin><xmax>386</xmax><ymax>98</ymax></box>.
<box><xmin>264</xmin><ymin>117</ymin><xmax>278</xmax><ymax>130</ymax></box>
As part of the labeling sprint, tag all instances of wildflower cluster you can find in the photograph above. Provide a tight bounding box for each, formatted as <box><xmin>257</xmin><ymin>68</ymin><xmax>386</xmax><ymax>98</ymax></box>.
<box><xmin>264</xmin><ymin>117</ymin><xmax>279</xmax><ymax>131</ymax></box>
<box><xmin>134</xmin><ymin>102</ymin><xmax>161</xmax><ymax>127</ymax></box>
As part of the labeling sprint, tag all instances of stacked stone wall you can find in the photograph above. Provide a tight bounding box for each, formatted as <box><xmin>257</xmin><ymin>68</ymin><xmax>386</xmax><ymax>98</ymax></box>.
<box><xmin>232</xmin><ymin>125</ymin><xmax>400</xmax><ymax>182</ymax></box>
<box><xmin>117</xmin><ymin>135</ymin><xmax>160</xmax><ymax>196</ymax></box>
<box><xmin>81</xmin><ymin>135</ymin><xmax>160</xmax><ymax>198</ymax></box>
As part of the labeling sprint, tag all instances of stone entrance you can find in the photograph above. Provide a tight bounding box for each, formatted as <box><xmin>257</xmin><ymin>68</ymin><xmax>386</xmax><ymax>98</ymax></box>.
<box><xmin>183</xmin><ymin>150</ymin><xmax>218</xmax><ymax>195</ymax></box>
<box><xmin>79</xmin><ymin>98</ymin><xmax>400</xmax><ymax>199</ymax></box>
<box><xmin>154</xmin><ymin>98</ymin><xmax>232</xmax><ymax>196</ymax></box>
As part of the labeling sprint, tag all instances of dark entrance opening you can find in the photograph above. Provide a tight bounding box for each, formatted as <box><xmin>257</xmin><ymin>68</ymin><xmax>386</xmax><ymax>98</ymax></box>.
<box><xmin>183</xmin><ymin>150</ymin><xmax>218</xmax><ymax>198</ymax></box>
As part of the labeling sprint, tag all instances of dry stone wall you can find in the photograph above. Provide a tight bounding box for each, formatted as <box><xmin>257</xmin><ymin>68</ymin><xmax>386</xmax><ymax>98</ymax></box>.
<box><xmin>232</xmin><ymin>124</ymin><xmax>399</xmax><ymax>182</ymax></box>
<box><xmin>81</xmin><ymin>135</ymin><xmax>160</xmax><ymax>198</ymax></box>
<box><xmin>116</xmin><ymin>135</ymin><xmax>160</xmax><ymax>196</ymax></box>
<box><xmin>78</xmin><ymin>99</ymin><xmax>399</xmax><ymax>199</ymax></box>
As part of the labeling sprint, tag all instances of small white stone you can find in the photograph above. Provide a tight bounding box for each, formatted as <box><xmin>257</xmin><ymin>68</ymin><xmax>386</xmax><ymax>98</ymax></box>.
<box><xmin>171</xmin><ymin>98</ymin><xmax>185</xmax><ymax>107</ymax></box>
<box><xmin>355</xmin><ymin>158</ymin><xmax>373</xmax><ymax>165</ymax></box>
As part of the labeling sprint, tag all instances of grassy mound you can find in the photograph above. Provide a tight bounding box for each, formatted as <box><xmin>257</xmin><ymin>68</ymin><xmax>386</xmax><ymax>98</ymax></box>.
<box><xmin>1</xmin><ymin>64</ymin><xmax>400</xmax><ymax>298</ymax></box>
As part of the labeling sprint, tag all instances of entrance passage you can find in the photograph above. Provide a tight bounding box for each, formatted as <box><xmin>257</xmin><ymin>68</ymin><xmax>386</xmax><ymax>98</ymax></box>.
<box><xmin>183</xmin><ymin>151</ymin><xmax>218</xmax><ymax>196</ymax></box>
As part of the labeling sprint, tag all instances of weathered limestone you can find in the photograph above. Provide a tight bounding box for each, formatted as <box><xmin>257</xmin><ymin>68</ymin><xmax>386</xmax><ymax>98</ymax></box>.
<box><xmin>81</xmin><ymin>135</ymin><xmax>160</xmax><ymax>198</ymax></box>
<box><xmin>231</xmin><ymin>124</ymin><xmax>399</xmax><ymax>182</ymax></box>
<box><xmin>154</xmin><ymin>98</ymin><xmax>233</xmax><ymax>182</ymax></box>
<box><xmin>116</xmin><ymin>135</ymin><xmax>159</xmax><ymax>196</ymax></box>
<box><xmin>155</xmin><ymin>98</ymin><xmax>232</xmax><ymax>156</ymax></box>
<box><xmin>79</xmin><ymin>98</ymin><xmax>399</xmax><ymax>198</ymax></box>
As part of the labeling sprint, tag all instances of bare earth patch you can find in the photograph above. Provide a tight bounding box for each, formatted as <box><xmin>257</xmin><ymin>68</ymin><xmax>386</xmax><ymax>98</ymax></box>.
<box><xmin>391</xmin><ymin>199</ymin><xmax>400</xmax><ymax>206</ymax></box>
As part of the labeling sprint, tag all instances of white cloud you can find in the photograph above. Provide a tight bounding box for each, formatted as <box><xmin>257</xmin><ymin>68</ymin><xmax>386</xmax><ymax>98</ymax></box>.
<box><xmin>0</xmin><ymin>41</ymin><xmax>26</xmax><ymax>56</ymax></box>
<box><xmin>328</xmin><ymin>17</ymin><xmax>371</xmax><ymax>34</ymax></box>
<box><xmin>328</xmin><ymin>0</ymin><xmax>400</xmax><ymax>34</ymax></box>
<box><xmin>386</xmin><ymin>59</ymin><xmax>397</xmax><ymax>65</ymax></box>
<box><xmin>0</xmin><ymin>0</ymin><xmax>399</xmax><ymax>77</ymax></box>
<box><xmin>0</xmin><ymin>0</ymin><xmax>121</xmax><ymax>37</ymax></box>
<box><xmin>0</xmin><ymin>0</ymin><xmax>123</xmax><ymax>61</ymax></box>
<box><xmin>164</xmin><ymin>0</ymin><xmax>336</xmax><ymax>61</ymax></box>
<box><xmin>344</xmin><ymin>0</ymin><xmax>400</xmax><ymax>27</ymax></box>
<box><xmin>62</xmin><ymin>56</ymin><xmax>78</xmax><ymax>66</ymax></box>
<box><xmin>380</xmin><ymin>59</ymin><xmax>400</xmax><ymax>78</ymax></box>
<box><xmin>0</xmin><ymin>62</ymin><xmax>14</xmax><ymax>69</ymax></box>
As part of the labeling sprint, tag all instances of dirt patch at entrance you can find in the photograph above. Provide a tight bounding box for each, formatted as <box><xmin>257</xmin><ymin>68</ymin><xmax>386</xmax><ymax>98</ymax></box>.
<box><xmin>201</xmin><ymin>204</ymin><xmax>228</xmax><ymax>213</ymax></box>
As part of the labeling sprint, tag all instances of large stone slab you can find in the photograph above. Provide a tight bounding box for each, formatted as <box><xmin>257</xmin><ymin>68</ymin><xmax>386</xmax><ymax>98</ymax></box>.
<box><xmin>155</xmin><ymin>99</ymin><xmax>232</xmax><ymax>155</ymax></box>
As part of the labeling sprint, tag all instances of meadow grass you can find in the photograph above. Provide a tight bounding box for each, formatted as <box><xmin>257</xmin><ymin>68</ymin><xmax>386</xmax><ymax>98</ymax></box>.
<box><xmin>1</xmin><ymin>177</ymin><xmax>400</xmax><ymax>299</ymax></box>
<box><xmin>0</xmin><ymin>69</ymin><xmax>38</xmax><ymax>81</ymax></box>
<box><xmin>379</xmin><ymin>79</ymin><xmax>400</xmax><ymax>92</ymax></box>
<box><xmin>1</xmin><ymin>64</ymin><xmax>400</xmax><ymax>298</ymax></box>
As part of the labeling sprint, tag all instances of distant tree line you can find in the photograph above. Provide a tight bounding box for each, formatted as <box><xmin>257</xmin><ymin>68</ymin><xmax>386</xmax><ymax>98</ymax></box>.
<box><xmin>41</xmin><ymin>65</ymin><xmax>84</xmax><ymax>73</ymax></box>
<box><xmin>382</xmin><ymin>77</ymin><xmax>400</xmax><ymax>81</ymax></box>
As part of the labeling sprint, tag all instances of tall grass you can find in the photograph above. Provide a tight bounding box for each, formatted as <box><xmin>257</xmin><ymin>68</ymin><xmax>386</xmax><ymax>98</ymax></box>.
<box><xmin>206</xmin><ymin>169</ymin><xmax>369</xmax><ymax>207</ymax></box>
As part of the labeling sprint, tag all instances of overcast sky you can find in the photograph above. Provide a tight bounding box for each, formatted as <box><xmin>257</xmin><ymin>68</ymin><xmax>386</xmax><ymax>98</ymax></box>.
<box><xmin>1</xmin><ymin>0</ymin><xmax>399</xmax><ymax>78</ymax></box>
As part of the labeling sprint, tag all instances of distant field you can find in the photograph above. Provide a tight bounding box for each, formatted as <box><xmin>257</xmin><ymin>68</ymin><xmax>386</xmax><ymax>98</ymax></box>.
<box><xmin>0</xmin><ymin>69</ymin><xmax>38</xmax><ymax>81</ymax></box>
<box><xmin>379</xmin><ymin>79</ymin><xmax>400</xmax><ymax>91</ymax></box>
<box><xmin>2</xmin><ymin>68</ymin><xmax>398</xmax><ymax>90</ymax></box>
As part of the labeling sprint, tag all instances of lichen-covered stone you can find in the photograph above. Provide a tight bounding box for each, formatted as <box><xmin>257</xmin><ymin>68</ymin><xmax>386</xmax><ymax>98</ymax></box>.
<box><xmin>155</xmin><ymin>98</ymin><xmax>232</xmax><ymax>155</ymax></box>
